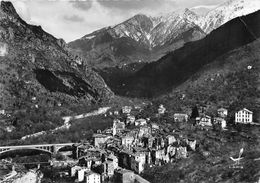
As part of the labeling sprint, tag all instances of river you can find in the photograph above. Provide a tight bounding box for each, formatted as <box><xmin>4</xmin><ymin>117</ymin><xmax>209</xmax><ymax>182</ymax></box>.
<box><xmin>21</xmin><ymin>107</ymin><xmax>111</xmax><ymax>140</ymax></box>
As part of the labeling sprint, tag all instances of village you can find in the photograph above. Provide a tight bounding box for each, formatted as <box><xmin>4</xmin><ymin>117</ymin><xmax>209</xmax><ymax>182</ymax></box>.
<box><xmin>0</xmin><ymin>102</ymin><xmax>259</xmax><ymax>183</ymax></box>
<box><xmin>37</xmin><ymin>104</ymin><xmax>255</xmax><ymax>183</ymax></box>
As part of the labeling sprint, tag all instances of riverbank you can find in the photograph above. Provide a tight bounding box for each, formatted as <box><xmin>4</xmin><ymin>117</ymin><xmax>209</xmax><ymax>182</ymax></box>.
<box><xmin>21</xmin><ymin>107</ymin><xmax>111</xmax><ymax>141</ymax></box>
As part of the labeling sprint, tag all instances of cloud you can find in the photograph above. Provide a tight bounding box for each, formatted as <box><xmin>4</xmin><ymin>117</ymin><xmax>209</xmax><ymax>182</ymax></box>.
<box><xmin>70</xmin><ymin>0</ymin><xmax>93</xmax><ymax>11</ymax></box>
<box><xmin>190</xmin><ymin>5</ymin><xmax>218</xmax><ymax>15</ymax></box>
<box><xmin>63</xmin><ymin>14</ymin><xmax>85</xmax><ymax>22</ymax></box>
<box><xmin>11</xmin><ymin>0</ymin><xmax>226</xmax><ymax>42</ymax></box>
<box><xmin>98</xmin><ymin>0</ymin><xmax>176</xmax><ymax>11</ymax></box>
<box><xmin>174</xmin><ymin>0</ymin><xmax>226</xmax><ymax>8</ymax></box>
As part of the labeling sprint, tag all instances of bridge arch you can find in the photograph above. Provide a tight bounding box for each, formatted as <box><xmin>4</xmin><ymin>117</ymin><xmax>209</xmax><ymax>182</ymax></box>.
<box><xmin>56</xmin><ymin>145</ymin><xmax>74</xmax><ymax>152</ymax></box>
<box><xmin>0</xmin><ymin>143</ymin><xmax>77</xmax><ymax>159</ymax></box>
<box><xmin>0</xmin><ymin>148</ymin><xmax>52</xmax><ymax>159</ymax></box>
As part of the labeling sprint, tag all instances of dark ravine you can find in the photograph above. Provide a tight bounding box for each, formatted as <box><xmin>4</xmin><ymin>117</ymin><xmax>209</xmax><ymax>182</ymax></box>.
<box><xmin>109</xmin><ymin>10</ymin><xmax>260</xmax><ymax>98</ymax></box>
<box><xmin>0</xmin><ymin>1</ymin><xmax>113</xmax><ymax>110</ymax></box>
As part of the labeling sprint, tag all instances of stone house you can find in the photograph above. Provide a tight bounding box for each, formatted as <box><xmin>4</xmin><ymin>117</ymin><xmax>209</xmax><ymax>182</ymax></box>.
<box><xmin>114</xmin><ymin>169</ymin><xmax>135</xmax><ymax>183</ymax></box>
<box><xmin>135</xmin><ymin>119</ymin><xmax>147</xmax><ymax>126</ymax></box>
<box><xmin>166</xmin><ymin>135</ymin><xmax>176</xmax><ymax>145</ymax></box>
<box><xmin>78</xmin><ymin>168</ymin><xmax>89</xmax><ymax>182</ymax></box>
<box><xmin>217</xmin><ymin>108</ymin><xmax>228</xmax><ymax>118</ymax></box>
<box><xmin>138</xmin><ymin>126</ymin><xmax>151</xmax><ymax>138</ymax></box>
<box><xmin>185</xmin><ymin>139</ymin><xmax>196</xmax><ymax>151</ymax></box>
<box><xmin>85</xmin><ymin>171</ymin><xmax>101</xmax><ymax>183</ymax></box>
<box><xmin>71</xmin><ymin>165</ymin><xmax>82</xmax><ymax>177</ymax></box>
<box><xmin>93</xmin><ymin>134</ymin><xmax>111</xmax><ymax>148</ymax></box>
<box><xmin>103</xmin><ymin>160</ymin><xmax>115</xmax><ymax>177</ymax></box>
<box><xmin>113</xmin><ymin>119</ymin><xmax>126</xmax><ymax>136</ymax></box>
<box><xmin>166</xmin><ymin>145</ymin><xmax>176</xmax><ymax>158</ymax></box>
<box><xmin>119</xmin><ymin>150</ymin><xmax>133</xmax><ymax>169</ymax></box>
<box><xmin>130</xmin><ymin>152</ymin><xmax>146</xmax><ymax>174</ymax></box>
<box><xmin>107</xmin><ymin>153</ymin><xmax>118</xmax><ymax>169</ymax></box>
<box><xmin>173</xmin><ymin>113</ymin><xmax>189</xmax><ymax>122</ymax></box>
<box><xmin>151</xmin><ymin>123</ymin><xmax>159</xmax><ymax>130</ymax></box>
<box><xmin>78</xmin><ymin>157</ymin><xmax>93</xmax><ymax>169</ymax></box>
<box><xmin>122</xmin><ymin>135</ymin><xmax>135</xmax><ymax>148</ymax></box>
<box><xmin>158</xmin><ymin>104</ymin><xmax>166</xmax><ymax>114</ymax></box>
<box><xmin>126</xmin><ymin>115</ymin><xmax>135</xmax><ymax>125</ymax></box>
<box><xmin>213</xmin><ymin>117</ymin><xmax>227</xmax><ymax>129</ymax></box>
<box><xmin>122</xmin><ymin>106</ymin><xmax>132</xmax><ymax>114</ymax></box>
<box><xmin>151</xmin><ymin>149</ymin><xmax>169</xmax><ymax>164</ymax></box>
<box><xmin>197</xmin><ymin>115</ymin><xmax>212</xmax><ymax>127</ymax></box>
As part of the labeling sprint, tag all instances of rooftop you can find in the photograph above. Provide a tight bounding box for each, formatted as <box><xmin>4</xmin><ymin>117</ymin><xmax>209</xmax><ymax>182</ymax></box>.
<box><xmin>85</xmin><ymin>170</ymin><xmax>99</xmax><ymax>176</ymax></box>
<box><xmin>237</xmin><ymin>108</ymin><xmax>253</xmax><ymax>113</ymax></box>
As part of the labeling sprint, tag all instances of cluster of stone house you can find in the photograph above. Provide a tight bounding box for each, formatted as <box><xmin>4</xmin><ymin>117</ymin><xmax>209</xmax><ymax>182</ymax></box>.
<box><xmin>195</xmin><ymin>108</ymin><xmax>228</xmax><ymax>129</ymax></box>
<box><xmin>59</xmin><ymin>105</ymin><xmax>255</xmax><ymax>183</ymax></box>
<box><xmin>195</xmin><ymin>107</ymin><xmax>254</xmax><ymax>128</ymax></box>
<box><xmin>68</xmin><ymin>105</ymin><xmax>197</xmax><ymax>183</ymax></box>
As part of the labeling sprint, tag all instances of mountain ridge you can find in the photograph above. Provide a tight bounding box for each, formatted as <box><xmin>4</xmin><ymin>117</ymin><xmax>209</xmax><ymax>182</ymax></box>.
<box><xmin>68</xmin><ymin>0</ymin><xmax>260</xmax><ymax>73</ymax></box>
<box><xmin>107</xmin><ymin>10</ymin><xmax>260</xmax><ymax>97</ymax></box>
<box><xmin>68</xmin><ymin>9</ymin><xmax>205</xmax><ymax>69</ymax></box>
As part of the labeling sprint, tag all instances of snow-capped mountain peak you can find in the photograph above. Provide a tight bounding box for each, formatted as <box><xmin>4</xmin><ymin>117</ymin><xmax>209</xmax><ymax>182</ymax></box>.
<box><xmin>79</xmin><ymin>0</ymin><xmax>260</xmax><ymax>44</ymax></box>
<box><xmin>71</xmin><ymin>0</ymin><xmax>260</xmax><ymax>69</ymax></box>
<box><xmin>199</xmin><ymin>0</ymin><xmax>260</xmax><ymax>33</ymax></box>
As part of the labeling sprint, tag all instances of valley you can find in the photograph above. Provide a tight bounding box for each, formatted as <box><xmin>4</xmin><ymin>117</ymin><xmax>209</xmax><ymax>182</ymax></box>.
<box><xmin>0</xmin><ymin>0</ymin><xmax>259</xmax><ymax>182</ymax></box>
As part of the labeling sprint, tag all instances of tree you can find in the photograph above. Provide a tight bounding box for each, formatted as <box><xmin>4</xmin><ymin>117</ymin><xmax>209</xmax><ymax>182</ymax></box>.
<box><xmin>191</xmin><ymin>106</ymin><xmax>199</xmax><ymax>119</ymax></box>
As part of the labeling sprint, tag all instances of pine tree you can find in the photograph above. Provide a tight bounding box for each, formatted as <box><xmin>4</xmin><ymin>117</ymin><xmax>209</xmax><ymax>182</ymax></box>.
<box><xmin>191</xmin><ymin>106</ymin><xmax>199</xmax><ymax>119</ymax></box>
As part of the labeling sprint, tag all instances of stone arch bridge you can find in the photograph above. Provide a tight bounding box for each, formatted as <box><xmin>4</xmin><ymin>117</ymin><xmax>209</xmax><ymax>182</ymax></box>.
<box><xmin>0</xmin><ymin>143</ymin><xmax>77</xmax><ymax>156</ymax></box>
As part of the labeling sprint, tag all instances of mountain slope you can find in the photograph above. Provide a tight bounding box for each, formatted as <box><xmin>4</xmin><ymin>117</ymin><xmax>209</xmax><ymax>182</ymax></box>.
<box><xmin>0</xmin><ymin>1</ymin><xmax>113</xmax><ymax>110</ymax></box>
<box><xmin>112</xmin><ymin>10</ymin><xmax>260</xmax><ymax>98</ymax></box>
<box><xmin>68</xmin><ymin>12</ymin><xmax>205</xmax><ymax>69</ymax></box>
<box><xmin>158</xmin><ymin>38</ymin><xmax>260</xmax><ymax>121</ymax></box>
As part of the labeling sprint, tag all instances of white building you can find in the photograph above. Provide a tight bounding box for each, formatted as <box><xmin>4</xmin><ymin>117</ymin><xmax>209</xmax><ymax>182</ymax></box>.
<box><xmin>70</xmin><ymin>166</ymin><xmax>90</xmax><ymax>182</ymax></box>
<box><xmin>235</xmin><ymin>108</ymin><xmax>253</xmax><ymax>124</ymax></box>
<box><xmin>78</xmin><ymin>168</ymin><xmax>89</xmax><ymax>182</ymax></box>
<box><xmin>0</xmin><ymin>109</ymin><xmax>5</xmax><ymax>115</ymax></box>
<box><xmin>85</xmin><ymin>171</ymin><xmax>101</xmax><ymax>183</ymax></box>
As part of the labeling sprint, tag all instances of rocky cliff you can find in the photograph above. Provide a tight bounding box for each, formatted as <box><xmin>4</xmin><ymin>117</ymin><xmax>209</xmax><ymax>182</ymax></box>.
<box><xmin>0</xmin><ymin>1</ymin><xmax>113</xmax><ymax>111</ymax></box>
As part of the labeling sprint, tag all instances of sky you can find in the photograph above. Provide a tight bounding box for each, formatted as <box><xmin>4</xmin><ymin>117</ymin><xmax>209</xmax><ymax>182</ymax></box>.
<box><xmin>10</xmin><ymin>0</ymin><xmax>227</xmax><ymax>42</ymax></box>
